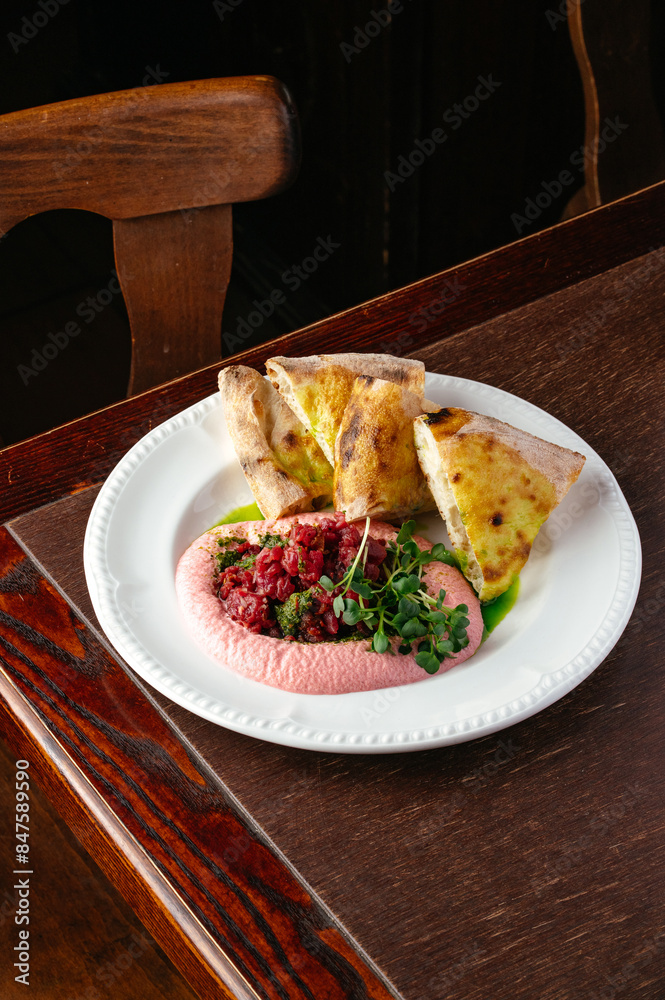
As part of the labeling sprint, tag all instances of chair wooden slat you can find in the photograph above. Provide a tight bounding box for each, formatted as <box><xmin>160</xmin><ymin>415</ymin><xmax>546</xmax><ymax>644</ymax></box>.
<box><xmin>565</xmin><ymin>0</ymin><xmax>665</xmax><ymax>216</ymax></box>
<box><xmin>113</xmin><ymin>205</ymin><xmax>234</xmax><ymax>394</ymax></box>
<box><xmin>0</xmin><ymin>76</ymin><xmax>300</xmax><ymax>231</ymax></box>
<box><xmin>0</xmin><ymin>76</ymin><xmax>300</xmax><ymax>395</ymax></box>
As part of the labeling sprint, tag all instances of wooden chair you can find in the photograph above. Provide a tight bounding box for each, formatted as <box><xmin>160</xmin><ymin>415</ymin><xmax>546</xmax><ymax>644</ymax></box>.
<box><xmin>564</xmin><ymin>0</ymin><xmax>665</xmax><ymax>218</ymax></box>
<box><xmin>0</xmin><ymin>77</ymin><xmax>300</xmax><ymax>395</ymax></box>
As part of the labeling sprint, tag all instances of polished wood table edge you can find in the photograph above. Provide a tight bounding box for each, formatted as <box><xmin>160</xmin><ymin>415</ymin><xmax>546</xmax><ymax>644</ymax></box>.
<box><xmin>0</xmin><ymin>651</ymin><xmax>254</xmax><ymax>1000</ymax></box>
<box><xmin>0</xmin><ymin>526</ymin><xmax>402</xmax><ymax>1000</ymax></box>
<box><xmin>2</xmin><ymin>180</ymin><xmax>664</xmax><ymax>524</ymax></box>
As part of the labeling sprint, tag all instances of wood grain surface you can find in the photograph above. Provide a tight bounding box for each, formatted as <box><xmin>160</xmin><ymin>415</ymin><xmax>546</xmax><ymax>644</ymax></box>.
<box><xmin>5</xmin><ymin>247</ymin><xmax>665</xmax><ymax>999</ymax></box>
<box><xmin>0</xmin><ymin>736</ymin><xmax>199</xmax><ymax>999</ymax></box>
<box><xmin>113</xmin><ymin>204</ymin><xmax>234</xmax><ymax>394</ymax></box>
<box><xmin>1</xmin><ymin>178</ymin><xmax>664</xmax><ymax>525</ymax></box>
<box><xmin>0</xmin><ymin>529</ymin><xmax>400</xmax><ymax>1000</ymax></box>
<box><xmin>0</xmin><ymin>76</ymin><xmax>300</xmax><ymax>231</ymax></box>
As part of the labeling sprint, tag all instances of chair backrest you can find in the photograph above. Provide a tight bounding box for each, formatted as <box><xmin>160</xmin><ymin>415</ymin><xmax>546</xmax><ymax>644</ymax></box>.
<box><xmin>0</xmin><ymin>76</ymin><xmax>300</xmax><ymax>394</ymax></box>
<box><xmin>565</xmin><ymin>0</ymin><xmax>665</xmax><ymax>218</ymax></box>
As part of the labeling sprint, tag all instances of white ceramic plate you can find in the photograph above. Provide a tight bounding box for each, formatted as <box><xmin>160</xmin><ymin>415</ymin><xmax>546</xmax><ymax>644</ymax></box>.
<box><xmin>84</xmin><ymin>373</ymin><xmax>641</xmax><ymax>754</ymax></box>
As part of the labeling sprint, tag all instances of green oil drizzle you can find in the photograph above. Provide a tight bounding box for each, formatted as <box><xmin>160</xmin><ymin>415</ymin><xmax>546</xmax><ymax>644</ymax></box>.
<box><xmin>212</xmin><ymin>501</ymin><xmax>265</xmax><ymax>527</ymax></box>
<box><xmin>481</xmin><ymin>576</ymin><xmax>520</xmax><ymax>635</ymax></box>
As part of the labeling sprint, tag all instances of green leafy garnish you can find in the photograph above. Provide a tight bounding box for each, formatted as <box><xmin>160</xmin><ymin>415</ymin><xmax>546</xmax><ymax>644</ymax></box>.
<box><xmin>321</xmin><ymin>518</ymin><xmax>470</xmax><ymax>674</ymax></box>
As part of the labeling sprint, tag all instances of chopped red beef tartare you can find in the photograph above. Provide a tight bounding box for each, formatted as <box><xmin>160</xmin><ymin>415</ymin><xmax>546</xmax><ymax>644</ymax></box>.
<box><xmin>215</xmin><ymin>515</ymin><xmax>387</xmax><ymax>642</ymax></box>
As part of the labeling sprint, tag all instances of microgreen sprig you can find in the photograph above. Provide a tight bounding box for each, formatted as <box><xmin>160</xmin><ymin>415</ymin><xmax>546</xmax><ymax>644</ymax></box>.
<box><xmin>318</xmin><ymin>519</ymin><xmax>470</xmax><ymax>674</ymax></box>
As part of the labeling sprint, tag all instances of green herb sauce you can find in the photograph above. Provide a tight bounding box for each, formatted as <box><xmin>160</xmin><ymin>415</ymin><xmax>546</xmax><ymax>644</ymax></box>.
<box><xmin>212</xmin><ymin>502</ymin><xmax>265</xmax><ymax>526</ymax></box>
<box><xmin>481</xmin><ymin>577</ymin><xmax>520</xmax><ymax>635</ymax></box>
<box><xmin>258</xmin><ymin>531</ymin><xmax>286</xmax><ymax>549</ymax></box>
<box><xmin>274</xmin><ymin>588</ymin><xmax>314</xmax><ymax>638</ymax></box>
<box><xmin>215</xmin><ymin>548</ymin><xmax>242</xmax><ymax>572</ymax></box>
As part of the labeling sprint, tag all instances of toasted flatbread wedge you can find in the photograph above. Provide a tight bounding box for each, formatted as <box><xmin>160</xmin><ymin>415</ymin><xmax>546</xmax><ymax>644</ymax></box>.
<box><xmin>334</xmin><ymin>376</ymin><xmax>438</xmax><ymax>521</ymax></box>
<box><xmin>265</xmin><ymin>353</ymin><xmax>426</xmax><ymax>464</ymax></box>
<box><xmin>219</xmin><ymin>366</ymin><xmax>333</xmax><ymax>519</ymax></box>
<box><xmin>414</xmin><ymin>407</ymin><xmax>585</xmax><ymax>601</ymax></box>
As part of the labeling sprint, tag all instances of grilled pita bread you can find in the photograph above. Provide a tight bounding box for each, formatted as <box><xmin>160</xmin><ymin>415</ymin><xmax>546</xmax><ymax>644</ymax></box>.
<box><xmin>219</xmin><ymin>366</ymin><xmax>333</xmax><ymax>519</ymax></box>
<box><xmin>334</xmin><ymin>376</ymin><xmax>438</xmax><ymax>521</ymax></box>
<box><xmin>265</xmin><ymin>353</ymin><xmax>426</xmax><ymax>464</ymax></box>
<box><xmin>414</xmin><ymin>407</ymin><xmax>585</xmax><ymax>601</ymax></box>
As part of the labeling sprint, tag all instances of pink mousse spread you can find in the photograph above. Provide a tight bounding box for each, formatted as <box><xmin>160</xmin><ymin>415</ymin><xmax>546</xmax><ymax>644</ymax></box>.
<box><xmin>175</xmin><ymin>512</ymin><xmax>484</xmax><ymax>695</ymax></box>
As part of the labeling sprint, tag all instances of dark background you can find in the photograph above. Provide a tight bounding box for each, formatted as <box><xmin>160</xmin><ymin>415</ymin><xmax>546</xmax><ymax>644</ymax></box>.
<box><xmin>0</xmin><ymin>0</ymin><xmax>663</xmax><ymax>444</ymax></box>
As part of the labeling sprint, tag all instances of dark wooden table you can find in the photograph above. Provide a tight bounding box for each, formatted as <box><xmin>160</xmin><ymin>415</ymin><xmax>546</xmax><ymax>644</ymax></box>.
<box><xmin>1</xmin><ymin>181</ymin><xmax>664</xmax><ymax>1000</ymax></box>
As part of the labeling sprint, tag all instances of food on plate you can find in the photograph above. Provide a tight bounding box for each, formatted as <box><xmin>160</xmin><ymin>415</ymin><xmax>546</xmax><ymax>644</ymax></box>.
<box><xmin>219</xmin><ymin>365</ymin><xmax>333</xmax><ymax>519</ymax></box>
<box><xmin>175</xmin><ymin>512</ymin><xmax>483</xmax><ymax>694</ymax></box>
<box><xmin>333</xmin><ymin>375</ymin><xmax>438</xmax><ymax>521</ymax></box>
<box><xmin>265</xmin><ymin>353</ymin><xmax>426</xmax><ymax>464</ymax></box>
<box><xmin>413</xmin><ymin>407</ymin><xmax>586</xmax><ymax>601</ymax></box>
<box><xmin>178</xmin><ymin>353</ymin><xmax>586</xmax><ymax>696</ymax></box>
